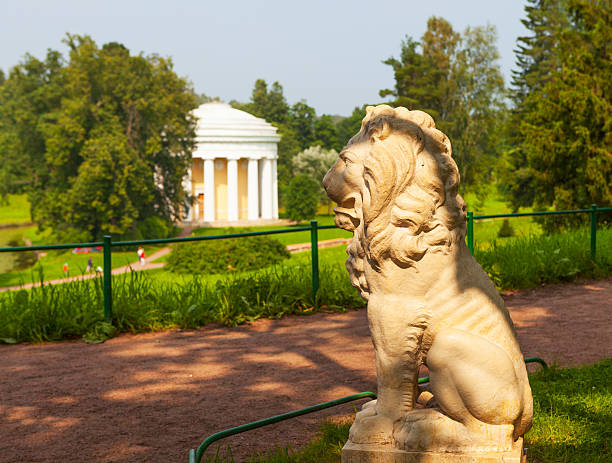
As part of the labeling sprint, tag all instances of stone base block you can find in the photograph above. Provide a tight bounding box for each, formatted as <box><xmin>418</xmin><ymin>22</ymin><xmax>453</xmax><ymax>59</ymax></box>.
<box><xmin>342</xmin><ymin>438</ymin><xmax>525</xmax><ymax>463</ymax></box>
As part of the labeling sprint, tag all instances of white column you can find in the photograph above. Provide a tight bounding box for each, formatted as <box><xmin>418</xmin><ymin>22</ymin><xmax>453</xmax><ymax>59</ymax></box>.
<box><xmin>203</xmin><ymin>158</ymin><xmax>215</xmax><ymax>222</ymax></box>
<box><xmin>247</xmin><ymin>158</ymin><xmax>259</xmax><ymax>220</ymax></box>
<box><xmin>261</xmin><ymin>158</ymin><xmax>273</xmax><ymax>219</ymax></box>
<box><xmin>271</xmin><ymin>158</ymin><xmax>278</xmax><ymax>219</ymax></box>
<box><xmin>227</xmin><ymin>158</ymin><xmax>239</xmax><ymax>222</ymax></box>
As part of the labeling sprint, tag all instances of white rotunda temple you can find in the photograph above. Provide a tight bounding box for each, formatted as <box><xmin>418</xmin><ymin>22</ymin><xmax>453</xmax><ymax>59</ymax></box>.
<box><xmin>183</xmin><ymin>102</ymin><xmax>281</xmax><ymax>224</ymax></box>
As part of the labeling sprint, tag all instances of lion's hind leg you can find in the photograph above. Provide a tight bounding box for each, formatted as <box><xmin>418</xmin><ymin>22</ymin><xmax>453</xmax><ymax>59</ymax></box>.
<box><xmin>394</xmin><ymin>327</ymin><xmax>522</xmax><ymax>452</ymax></box>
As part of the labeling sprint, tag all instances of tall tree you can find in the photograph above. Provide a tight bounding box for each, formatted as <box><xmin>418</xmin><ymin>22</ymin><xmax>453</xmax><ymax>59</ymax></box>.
<box><xmin>335</xmin><ymin>106</ymin><xmax>367</xmax><ymax>149</ymax></box>
<box><xmin>450</xmin><ymin>25</ymin><xmax>507</xmax><ymax>197</ymax></box>
<box><xmin>313</xmin><ymin>114</ymin><xmax>339</xmax><ymax>151</ymax></box>
<box><xmin>510</xmin><ymin>0</ymin><xmax>612</xmax><ymax>225</ymax></box>
<box><xmin>502</xmin><ymin>0</ymin><xmax>571</xmax><ymax>211</ymax></box>
<box><xmin>0</xmin><ymin>35</ymin><xmax>197</xmax><ymax>240</ymax></box>
<box><xmin>289</xmin><ymin>100</ymin><xmax>316</xmax><ymax>149</ymax></box>
<box><xmin>380</xmin><ymin>17</ymin><xmax>506</xmax><ymax>197</ymax></box>
<box><xmin>239</xmin><ymin>79</ymin><xmax>290</xmax><ymax>125</ymax></box>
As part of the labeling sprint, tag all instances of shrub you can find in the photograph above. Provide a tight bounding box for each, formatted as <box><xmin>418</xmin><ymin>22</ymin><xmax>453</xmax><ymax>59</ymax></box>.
<box><xmin>7</xmin><ymin>239</ymin><xmax>37</xmax><ymax>270</ymax></box>
<box><xmin>285</xmin><ymin>175</ymin><xmax>319</xmax><ymax>222</ymax></box>
<box><xmin>137</xmin><ymin>216</ymin><xmax>172</xmax><ymax>239</ymax></box>
<box><xmin>166</xmin><ymin>236</ymin><xmax>290</xmax><ymax>274</ymax></box>
<box><xmin>497</xmin><ymin>219</ymin><xmax>515</xmax><ymax>238</ymax></box>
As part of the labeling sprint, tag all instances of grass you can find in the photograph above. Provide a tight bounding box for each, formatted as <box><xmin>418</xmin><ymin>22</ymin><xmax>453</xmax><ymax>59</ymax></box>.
<box><xmin>140</xmin><ymin>245</ymin><xmax>347</xmax><ymax>286</ymax></box>
<box><xmin>0</xmin><ymin>256</ymin><xmax>361</xmax><ymax>343</ymax></box>
<box><xmin>0</xmin><ymin>221</ymin><xmax>165</xmax><ymax>287</ymax></box>
<box><xmin>1</xmin><ymin>226</ymin><xmax>610</xmax><ymax>343</ymax></box>
<box><xmin>204</xmin><ymin>420</ymin><xmax>352</xmax><ymax>463</ymax></box>
<box><xmin>0</xmin><ymin>194</ymin><xmax>32</xmax><ymax>225</ymax></box>
<box><xmin>0</xmin><ymin>248</ymin><xmax>156</xmax><ymax>288</ymax></box>
<box><xmin>201</xmin><ymin>360</ymin><xmax>612</xmax><ymax>463</ymax></box>
<box><xmin>476</xmin><ymin>227</ymin><xmax>612</xmax><ymax>290</ymax></box>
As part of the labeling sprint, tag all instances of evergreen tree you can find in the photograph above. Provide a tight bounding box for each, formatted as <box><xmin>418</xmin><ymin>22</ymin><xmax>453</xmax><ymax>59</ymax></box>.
<box><xmin>509</xmin><ymin>0</ymin><xmax>612</xmax><ymax>225</ymax></box>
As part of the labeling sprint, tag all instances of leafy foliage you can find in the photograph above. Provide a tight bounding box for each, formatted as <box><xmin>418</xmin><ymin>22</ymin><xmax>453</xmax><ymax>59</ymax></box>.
<box><xmin>285</xmin><ymin>175</ymin><xmax>320</xmax><ymax>222</ymax></box>
<box><xmin>292</xmin><ymin>146</ymin><xmax>338</xmax><ymax>209</ymax></box>
<box><xmin>6</xmin><ymin>239</ymin><xmax>37</xmax><ymax>270</ymax></box>
<box><xmin>166</xmin><ymin>236</ymin><xmax>290</xmax><ymax>274</ymax></box>
<box><xmin>497</xmin><ymin>219</ymin><xmax>516</xmax><ymax>238</ymax></box>
<box><xmin>234</xmin><ymin>79</ymin><xmax>361</xmax><ymax>202</ymax></box>
<box><xmin>476</xmin><ymin>227</ymin><xmax>612</xmax><ymax>290</ymax></box>
<box><xmin>0</xmin><ymin>35</ymin><xmax>197</xmax><ymax>241</ymax></box>
<box><xmin>335</xmin><ymin>106</ymin><xmax>367</xmax><ymax>149</ymax></box>
<box><xmin>380</xmin><ymin>17</ymin><xmax>507</xmax><ymax>199</ymax></box>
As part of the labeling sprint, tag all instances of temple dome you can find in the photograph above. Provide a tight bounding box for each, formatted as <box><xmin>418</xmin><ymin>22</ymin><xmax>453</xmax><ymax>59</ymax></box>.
<box><xmin>193</xmin><ymin>102</ymin><xmax>280</xmax><ymax>141</ymax></box>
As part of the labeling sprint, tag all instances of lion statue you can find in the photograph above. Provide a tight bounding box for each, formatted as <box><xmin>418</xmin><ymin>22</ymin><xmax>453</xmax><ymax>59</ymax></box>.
<box><xmin>323</xmin><ymin>105</ymin><xmax>532</xmax><ymax>456</ymax></box>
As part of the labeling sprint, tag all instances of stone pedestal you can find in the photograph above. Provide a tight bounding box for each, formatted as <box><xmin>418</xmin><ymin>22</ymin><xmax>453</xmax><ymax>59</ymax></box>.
<box><xmin>342</xmin><ymin>438</ymin><xmax>525</xmax><ymax>463</ymax></box>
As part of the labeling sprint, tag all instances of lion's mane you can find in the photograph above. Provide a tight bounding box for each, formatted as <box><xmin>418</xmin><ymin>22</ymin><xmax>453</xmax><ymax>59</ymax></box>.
<box><xmin>346</xmin><ymin>105</ymin><xmax>466</xmax><ymax>299</ymax></box>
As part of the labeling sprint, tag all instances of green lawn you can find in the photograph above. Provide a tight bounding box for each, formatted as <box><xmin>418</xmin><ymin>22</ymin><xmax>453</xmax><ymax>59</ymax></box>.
<box><xmin>462</xmin><ymin>191</ymin><xmax>544</xmax><ymax>246</ymax></box>
<box><xmin>0</xmin><ymin>249</ymin><xmax>141</xmax><ymax>287</ymax></box>
<box><xmin>0</xmin><ymin>194</ymin><xmax>32</xmax><ymax>225</ymax></box>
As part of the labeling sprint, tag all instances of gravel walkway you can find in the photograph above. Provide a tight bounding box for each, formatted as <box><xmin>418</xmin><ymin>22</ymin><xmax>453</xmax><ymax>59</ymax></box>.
<box><xmin>1</xmin><ymin>277</ymin><xmax>610</xmax><ymax>463</ymax></box>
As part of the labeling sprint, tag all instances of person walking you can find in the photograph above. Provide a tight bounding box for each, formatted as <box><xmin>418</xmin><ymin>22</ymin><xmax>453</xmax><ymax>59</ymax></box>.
<box><xmin>86</xmin><ymin>257</ymin><xmax>93</xmax><ymax>273</ymax></box>
<box><xmin>62</xmin><ymin>262</ymin><xmax>69</xmax><ymax>277</ymax></box>
<box><xmin>137</xmin><ymin>247</ymin><xmax>145</xmax><ymax>266</ymax></box>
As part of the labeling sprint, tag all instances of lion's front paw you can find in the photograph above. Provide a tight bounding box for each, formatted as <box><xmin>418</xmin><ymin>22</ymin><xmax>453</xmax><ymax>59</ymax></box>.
<box><xmin>349</xmin><ymin>413</ymin><xmax>394</xmax><ymax>445</ymax></box>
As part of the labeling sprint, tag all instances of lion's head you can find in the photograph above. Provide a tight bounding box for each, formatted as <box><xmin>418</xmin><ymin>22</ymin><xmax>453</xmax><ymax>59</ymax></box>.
<box><xmin>322</xmin><ymin>105</ymin><xmax>466</xmax><ymax>299</ymax></box>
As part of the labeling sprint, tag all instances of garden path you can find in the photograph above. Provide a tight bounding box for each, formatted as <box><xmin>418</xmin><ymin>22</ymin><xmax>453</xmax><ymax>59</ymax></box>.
<box><xmin>1</xmin><ymin>277</ymin><xmax>610</xmax><ymax>463</ymax></box>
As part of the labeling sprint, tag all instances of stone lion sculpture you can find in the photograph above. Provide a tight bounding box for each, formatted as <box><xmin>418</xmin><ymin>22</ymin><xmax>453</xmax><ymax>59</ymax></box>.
<box><xmin>323</xmin><ymin>105</ymin><xmax>532</xmax><ymax>458</ymax></box>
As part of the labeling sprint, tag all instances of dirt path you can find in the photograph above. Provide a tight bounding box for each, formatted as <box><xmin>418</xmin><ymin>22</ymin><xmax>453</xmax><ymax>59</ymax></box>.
<box><xmin>1</xmin><ymin>278</ymin><xmax>611</xmax><ymax>463</ymax></box>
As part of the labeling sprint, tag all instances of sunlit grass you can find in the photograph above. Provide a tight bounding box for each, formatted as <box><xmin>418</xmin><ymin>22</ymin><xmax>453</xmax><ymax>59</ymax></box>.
<box><xmin>0</xmin><ymin>194</ymin><xmax>31</xmax><ymax>224</ymax></box>
<box><xmin>476</xmin><ymin>227</ymin><xmax>612</xmax><ymax>290</ymax></box>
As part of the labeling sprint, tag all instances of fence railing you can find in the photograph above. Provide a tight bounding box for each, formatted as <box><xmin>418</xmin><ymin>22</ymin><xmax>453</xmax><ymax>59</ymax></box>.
<box><xmin>466</xmin><ymin>204</ymin><xmax>612</xmax><ymax>256</ymax></box>
<box><xmin>1</xmin><ymin>205</ymin><xmax>610</xmax><ymax>325</ymax></box>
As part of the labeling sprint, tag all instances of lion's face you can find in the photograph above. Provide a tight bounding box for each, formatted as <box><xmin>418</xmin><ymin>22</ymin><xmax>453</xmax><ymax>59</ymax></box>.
<box><xmin>322</xmin><ymin>137</ymin><xmax>370</xmax><ymax>232</ymax></box>
<box><xmin>322</xmin><ymin>105</ymin><xmax>466</xmax><ymax>284</ymax></box>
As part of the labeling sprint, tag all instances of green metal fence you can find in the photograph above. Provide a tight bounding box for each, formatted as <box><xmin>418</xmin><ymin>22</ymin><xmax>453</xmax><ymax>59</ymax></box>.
<box><xmin>466</xmin><ymin>204</ymin><xmax>612</xmax><ymax>257</ymax></box>
<box><xmin>1</xmin><ymin>205</ymin><xmax>610</xmax><ymax>324</ymax></box>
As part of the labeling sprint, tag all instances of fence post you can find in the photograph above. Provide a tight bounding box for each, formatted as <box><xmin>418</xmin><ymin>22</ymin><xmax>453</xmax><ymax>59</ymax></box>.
<box><xmin>590</xmin><ymin>204</ymin><xmax>597</xmax><ymax>260</ymax></box>
<box><xmin>467</xmin><ymin>211</ymin><xmax>474</xmax><ymax>255</ymax></box>
<box><xmin>103</xmin><ymin>235</ymin><xmax>113</xmax><ymax>323</ymax></box>
<box><xmin>310</xmin><ymin>220</ymin><xmax>319</xmax><ymax>305</ymax></box>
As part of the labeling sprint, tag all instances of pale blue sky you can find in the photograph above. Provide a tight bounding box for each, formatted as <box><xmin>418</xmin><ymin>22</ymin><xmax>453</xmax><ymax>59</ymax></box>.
<box><xmin>2</xmin><ymin>1</ymin><xmax>528</xmax><ymax>116</ymax></box>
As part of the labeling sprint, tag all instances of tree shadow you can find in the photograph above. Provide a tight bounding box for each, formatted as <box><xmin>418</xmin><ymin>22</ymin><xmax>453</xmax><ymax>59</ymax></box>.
<box><xmin>0</xmin><ymin>309</ymin><xmax>375</xmax><ymax>463</ymax></box>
